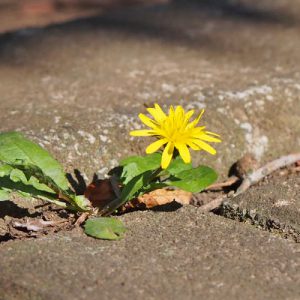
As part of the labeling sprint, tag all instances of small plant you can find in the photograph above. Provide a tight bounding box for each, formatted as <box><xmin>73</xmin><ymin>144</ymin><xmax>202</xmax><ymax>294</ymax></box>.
<box><xmin>0</xmin><ymin>104</ymin><xmax>221</xmax><ymax>240</ymax></box>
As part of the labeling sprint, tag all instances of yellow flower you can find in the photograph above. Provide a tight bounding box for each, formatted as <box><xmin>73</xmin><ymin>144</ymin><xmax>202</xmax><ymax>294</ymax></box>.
<box><xmin>130</xmin><ymin>104</ymin><xmax>221</xmax><ymax>169</ymax></box>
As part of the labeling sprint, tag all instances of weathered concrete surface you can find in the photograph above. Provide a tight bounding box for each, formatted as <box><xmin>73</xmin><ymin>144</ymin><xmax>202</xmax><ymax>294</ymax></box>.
<box><xmin>0</xmin><ymin>206</ymin><xmax>300</xmax><ymax>300</ymax></box>
<box><xmin>220</xmin><ymin>173</ymin><xmax>300</xmax><ymax>242</ymax></box>
<box><xmin>0</xmin><ymin>0</ymin><xmax>300</xmax><ymax>299</ymax></box>
<box><xmin>0</xmin><ymin>0</ymin><xmax>299</xmax><ymax>181</ymax></box>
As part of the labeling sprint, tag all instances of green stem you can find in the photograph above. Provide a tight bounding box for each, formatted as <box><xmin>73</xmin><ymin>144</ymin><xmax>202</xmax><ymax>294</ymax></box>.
<box><xmin>100</xmin><ymin>167</ymin><xmax>163</xmax><ymax>216</ymax></box>
<box><xmin>148</xmin><ymin>167</ymin><xmax>163</xmax><ymax>182</ymax></box>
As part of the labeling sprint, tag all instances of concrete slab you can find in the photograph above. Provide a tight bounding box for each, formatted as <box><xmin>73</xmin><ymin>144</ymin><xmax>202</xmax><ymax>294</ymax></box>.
<box><xmin>0</xmin><ymin>206</ymin><xmax>300</xmax><ymax>300</ymax></box>
<box><xmin>0</xmin><ymin>1</ymin><xmax>300</xmax><ymax>299</ymax></box>
<box><xmin>220</xmin><ymin>174</ymin><xmax>300</xmax><ymax>242</ymax></box>
<box><xmin>0</xmin><ymin>0</ymin><xmax>299</xmax><ymax>180</ymax></box>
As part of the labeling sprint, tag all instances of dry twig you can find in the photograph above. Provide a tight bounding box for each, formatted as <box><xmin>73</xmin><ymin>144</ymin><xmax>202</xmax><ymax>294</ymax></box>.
<box><xmin>75</xmin><ymin>212</ymin><xmax>90</xmax><ymax>226</ymax></box>
<box><xmin>205</xmin><ymin>176</ymin><xmax>239</xmax><ymax>190</ymax></box>
<box><xmin>201</xmin><ymin>153</ymin><xmax>300</xmax><ymax>212</ymax></box>
<box><xmin>235</xmin><ymin>153</ymin><xmax>300</xmax><ymax>196</ymax></box>
<box><xmin>199</xmin><ymin>195</ymin><xmax>227</xmax><ymax>212</ymax></box>
<box><xmin>12</xmin><ymin>219</ymin><xmax>63</xmax><ymax>232</ymax></box>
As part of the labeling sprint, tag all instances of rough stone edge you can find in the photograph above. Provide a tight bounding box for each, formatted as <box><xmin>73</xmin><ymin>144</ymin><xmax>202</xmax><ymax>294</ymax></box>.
<box><xmin>219</xmin><ymin>201</ymin><xmax>300</xmax><ymax>243</ymax></box>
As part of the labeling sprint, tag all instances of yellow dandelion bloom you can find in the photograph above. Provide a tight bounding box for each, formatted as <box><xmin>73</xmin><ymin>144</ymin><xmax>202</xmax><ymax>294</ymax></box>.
<box><xmin>130</xmin><ymin>104</ymin><xmax>221</xmax><ymax>169</ymax></box>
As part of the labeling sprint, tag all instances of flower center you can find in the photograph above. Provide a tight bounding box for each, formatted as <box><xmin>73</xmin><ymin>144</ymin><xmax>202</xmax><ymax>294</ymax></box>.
<box><xmin>160</xmin><ymin>117</ymin><xmax>189</xmax><ymax>144</ymax></box>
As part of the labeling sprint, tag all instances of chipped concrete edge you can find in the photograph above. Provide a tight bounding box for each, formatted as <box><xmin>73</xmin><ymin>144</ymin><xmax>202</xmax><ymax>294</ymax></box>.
<box><xmin>219</xmin><ymin>201</ymin><xmax>300</xmax><ymax>243</ymax></box>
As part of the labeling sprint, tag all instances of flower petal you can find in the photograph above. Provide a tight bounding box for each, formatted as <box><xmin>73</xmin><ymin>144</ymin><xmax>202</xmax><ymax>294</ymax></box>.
<box><xmin>187</xmin><ymin>141</ymin><xmax>201</xmax><ymax>151</ymax></box>
<box><xmin>175</xmin><ymin>105</ymin><xmax>184</xmax><ymax>118</ymax></box>
<box><xmin>161</xmin><ymin>142</ymin><xmax>174</xmax><ymax>169</ymax></box>
<box><xmin>192</xmin><ymin>139</ymin><xmax>217</xmax><ymax>155</ymax></box>
<box><xmin>130</xmin><ymin>130</ymin><xmax>155</xmax><ymax>136</ymax></box>
<box><xmin>131</xmin><ymin>104</ymin><xmax>221</xmax><ymax>166</ymax></box>
<box><xmin>169</xmin><ymin>105</ymin><xmax>175</xmax><ymax>118</ymax></box>
<box><xmin>183</xmin><ymin>109</ymin><xmax>194</xmax><ymax>125</ymax></box>
<box><xmin>175</xmin><ymin>143</ymin><xmax>191</xmax><ymax>163</ymax></box>
<box><xmin>146</xmin><ymin>138</ymin><xmax>168</xmax><ymax>154</ymax></box>
<box><xmin>205</xmin><ymin>131</ymin><xmax>221</xmax><ymax>137</ymax></box>
<box><xmin>138</xmin><ymin>113</ymin><xmax>157</xmax><ymax>129</ymax></box>
<box><xmin>187</xmin><ymin>109</ymin><xmax>205</xmax><ymax>129</ymax></box>
<box><xmin>147</xmin><ymin>108</ymin><xmax>162</xmax><ymax>122</ymax></box>
<box><xmin>197</xmin><ymin>133</ymin><xmax>221</xmax><ymax>143</ymax></box>
<box><xmin>147</xmin><ymin>104</ymin><xmax>167</xmax><ymax>122</ymax></box>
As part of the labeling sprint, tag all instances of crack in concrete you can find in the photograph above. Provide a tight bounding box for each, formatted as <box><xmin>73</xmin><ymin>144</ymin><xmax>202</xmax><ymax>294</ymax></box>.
<box><xmin>217</xmin><ymin>202</ymin><xmax>300</xmax><ymax>243</ymax></box>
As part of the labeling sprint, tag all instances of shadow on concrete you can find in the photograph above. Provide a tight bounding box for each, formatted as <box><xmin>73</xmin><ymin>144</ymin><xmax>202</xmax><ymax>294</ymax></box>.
<box><xmin>150</xmin><ymin>200</ymin><xmax>183</xmax><ymax>212</ymax></box>
<box><xmin>178</xmin><ymin>0</ymin><xmax>291</xmax><ymax>23</ymax></box>
<box><xmin>66</xmin><ymin>169</ymin><xmax>87</xmax><ymax>195</ymax></box>
<box><xmin>0</xmin><ymin>0</ymin><xmax>297</xmax><ymax>64</ymax></box>
<box><xmin>0</xmin><ymin>200</ymin><xmax>40</xmax><ymax>219</ymax></box>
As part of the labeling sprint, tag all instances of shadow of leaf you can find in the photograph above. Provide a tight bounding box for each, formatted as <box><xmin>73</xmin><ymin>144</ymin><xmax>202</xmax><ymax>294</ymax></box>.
<box><xmin>150</xmin><ymin>200</ymin><xmax>183</xmax><ymax>212</ymax></box>
<box><xmin>0</xmin><ymin>200</ymin><xmax>40</xmax><ymax>219</ymax></box>
<box><xmin>66</xmin><ymin>169</ymin><xmax>87</xmax><ymax>195</ymax></box>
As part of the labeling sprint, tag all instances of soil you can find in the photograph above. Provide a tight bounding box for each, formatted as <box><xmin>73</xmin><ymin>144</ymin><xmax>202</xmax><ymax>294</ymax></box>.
<box><xmin>0</xmin><ymin>203</ymin><xmax>76</xmax><ymax>242</ymax></box>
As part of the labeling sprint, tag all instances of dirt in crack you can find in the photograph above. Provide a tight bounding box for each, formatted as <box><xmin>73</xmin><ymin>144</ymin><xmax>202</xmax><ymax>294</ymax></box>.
<box><xmin>0</xmin><ymin>202</ymin><xmax>77</xmax><ymax>243</ymax></box>
<box><xmin>213</xmin><ymin>170</ymin><xmax>300</xmax><ymax>243</ymax></box>
<box><xmin>215</xmin><ymin>203</ymin><xmax>300</xmax><ymax>243</ymax></box>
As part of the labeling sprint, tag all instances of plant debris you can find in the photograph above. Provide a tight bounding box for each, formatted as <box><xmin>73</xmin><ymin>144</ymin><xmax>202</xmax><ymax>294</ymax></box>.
<box><xmin>1</xmin><ymin>205</ymin><xmax>76</xmax><ymax>241</ymax></box>
<box><xmin>119</xmin><ymin>188</ymin><xmax>192</xmax><ymax>213</ymax></box>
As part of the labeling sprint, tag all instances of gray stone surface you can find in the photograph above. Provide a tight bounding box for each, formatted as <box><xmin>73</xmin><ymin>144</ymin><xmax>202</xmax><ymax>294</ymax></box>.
<box><xmin>0</xmin><ymin>0</ymin><xmax>300</xmax><ymax>299</ymax></box>
<box><xmin>1</xmin><ymin>206</ymin><xmax>300</xmax><ymax>300</ymax></box>
<box><xmin>220</xmin><ymin>174</ymin><xmax>300</xmax><ymax>242</ymax></box>
<box><xmin>0</xmin><ymin>0</ymin><xmax>299</xmax><ymax>180</ymax></box>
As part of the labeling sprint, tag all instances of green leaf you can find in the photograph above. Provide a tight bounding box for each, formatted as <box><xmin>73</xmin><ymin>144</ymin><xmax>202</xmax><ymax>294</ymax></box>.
<box><xmin>71</xmin><ymin>195</ymin><xmax>91</xmax><ymax>211</ymax></box>
<box><xmin>0</xmin><ymin>189</ymin><xmax>9</xmax><ymax>201</ymax></box>
<box><xmin>9</xmin><ymin>168</ymin><xmax>27</xmax><ymax>183</ymax></box>
<box><xmin>99</xmin><ymin>170</ymin><xmax>155</xmax><ymax>216</ymax></box>
<box><xmin>27</xmin><ymin>176</ymin><xmax>55</xmax><ymax>194</ymax></box>
<box><xmin>165</xmin><ymin>165</ymin><xmax>218</xmax><ymax>193</ymax></box>
<box><xmin>119</xmin><ymin>162</ymin><xmax>140</xmax><ymax>184</ymax></box>
<box><xmin>121</xmin><ymin>170</ymin><xmax>153</xmax><ymax>202</ymax></box>
<box><xmin>0</xmin><ymin>132</ymin><xmax>69</xmax><ymax>191</ymax></box>
<box><xmin>145</xmin><ymin>182</ymin><xmax>168</xmax><ymax>192</ymax></box>
<box><xmin>7</xmin><ymin>163</ymin><xmax>78</xmax><ymax>203</ymax></box>
<box><xmin>84</xmin><ymin>217</ymin><xmax>126</xmax><ymax>240</ymax></box>
<box><xmin>0</xmin><ymin>174</ymin><xmax>59</xmax><ymax>200</ymax></box>
<box><xmin>0</xmin><ymin>163</ymin><xmax>89</xmax><ymax>210</ymax></box>
<box><xmin>15</xmin><ymin>189</ymin><xmax>68</xmax><ymax>208</ymax></box>
<box><xmin>166</xmin><ymin>156</ymin><xmax>193</xmax><ymax>176</ymax></box>
<box><xmin>120</xmin><ymin>153</ymin><xmax>161</xmax><ymax>167</ymax></box>
<box><xmin>120</xmin><ymin>153</ymin><xmax>161</xmax><ymax>184</ymax></box>
<box><xmin>0</xmin><ymin>132</ymin><xmax>90</xmax><ymax>211</ymax></box>
<box><xmin>0</xmin><ymin>164</ymin><xmax>13</xmax><ymax>177</ymax></box>
<box><xmin>8</xmin><ymin>168</ymin><xmax>55</xmax><ymax>194</ymax></box>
